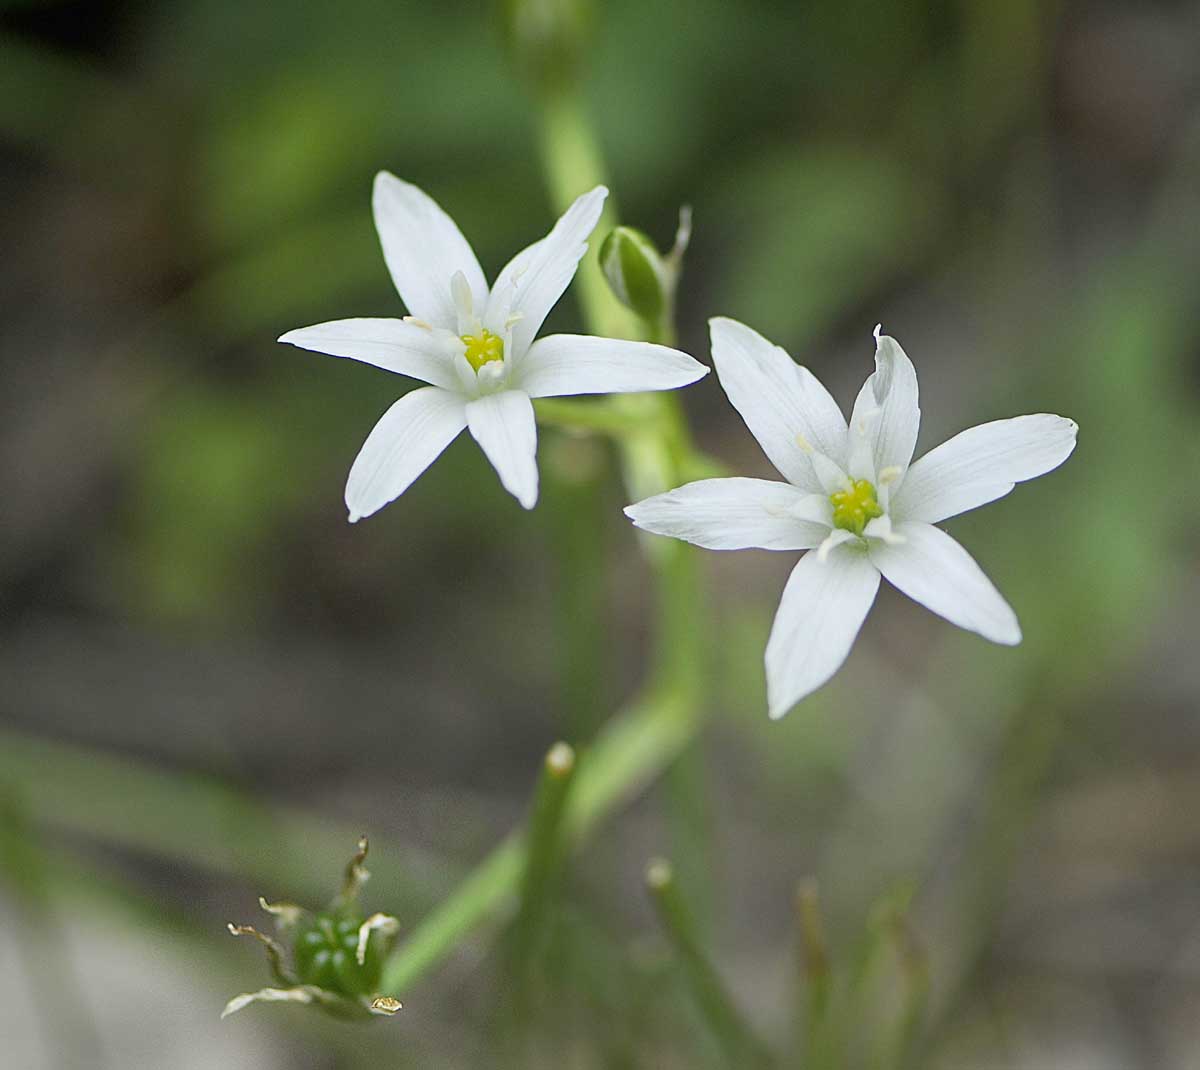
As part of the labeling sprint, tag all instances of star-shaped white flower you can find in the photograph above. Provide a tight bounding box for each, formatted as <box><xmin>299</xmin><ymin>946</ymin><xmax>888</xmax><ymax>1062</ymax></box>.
<box><xmin>281</xmin><ymin>174</ymin><xmax>709</xmax><ymax>519</ymax></box>
<box><xmin>625</xmin><ymin>318</ymin><xmax>1078</xmax><ymax>719</ymax></box>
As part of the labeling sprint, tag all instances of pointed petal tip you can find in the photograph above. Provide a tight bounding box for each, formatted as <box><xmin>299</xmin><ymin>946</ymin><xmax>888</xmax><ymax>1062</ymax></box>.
<box><xmin>707</xmin><ymin>315</ymin><xmax>753</xmax><ymax>347</ymax></box>
<box><xmin>999</xmin><ymin>622</ymin><xmax>1023</xmax><ymax>646</ymax></box>
<box><xmin>873</xmin><ymin>323</ymin><xmax>883</xmax><ymax>341</ymax></box>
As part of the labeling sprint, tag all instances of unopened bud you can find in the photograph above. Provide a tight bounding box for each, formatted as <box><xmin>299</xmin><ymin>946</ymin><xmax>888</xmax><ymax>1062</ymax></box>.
<box><xmin>598</xmin><ymin>207</ymin><xmax>692</xmax><ymax>329</ymax></box>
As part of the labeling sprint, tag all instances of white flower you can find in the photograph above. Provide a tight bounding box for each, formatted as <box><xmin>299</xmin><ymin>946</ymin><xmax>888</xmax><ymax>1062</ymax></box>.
<box><xmin>625</xmin><ymin>318</ymin><xmax>1078</xmax><ymax>719</ymax></box>
<box><xmin>281</xmin><ymin>174</ymin><xmax>709</xmax><ymax>519</ymax></box>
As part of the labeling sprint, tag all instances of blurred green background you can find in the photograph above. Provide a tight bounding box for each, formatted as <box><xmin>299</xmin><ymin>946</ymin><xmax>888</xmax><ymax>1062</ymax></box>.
<box><xmin>2</xmin><ymin>0</ymin><xmax>1200</xmax><ymax>1066</ymax></box>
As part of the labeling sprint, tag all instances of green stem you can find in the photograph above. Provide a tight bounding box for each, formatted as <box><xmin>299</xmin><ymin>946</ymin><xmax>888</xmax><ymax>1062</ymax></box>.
<box><xmin>543</xmin><ymin>440</ymin><xmax>612</xmax><ymax>738</ymax></box>
<box><xmin>534</xmin><ymin>88</ymin><xmax>638</xmax><ymax>341</ymax></box>
<box><xmin>645</xmin><ymin>859</ymin><xmax>774</xmax><ymax>1068</ymax></box>
<box><xmin>379</xmin><ymin>61</ymin><xmax>715</xmax><ymax>1002</ymax></box>
<box><xmin>794</xmin><ymin>879</ymin><xmax>833</xmax><ymax>1069</ymax></box>
<box><xmin>379</xmin><ymin>683</ymin><xmax>698</xmax><ymax>995</ymax></box>
<box><xmin>538</xmin><ymin>71</ymin><xmax>716</xmax><ymax>938</ymax></box>
<box><xmin>533</xmin><ymin>396</ymin><xmax>645</xmax><ymax>436</ymax></box>
<box><xmin>507</xmin><ymin>743</ymin><xmax>577</xmax><ymax>987</ymax></box>
<box><xmin>877</xmin><ymin>910</ymin><xmax>929</xmax><ymax>1070</ymax></box>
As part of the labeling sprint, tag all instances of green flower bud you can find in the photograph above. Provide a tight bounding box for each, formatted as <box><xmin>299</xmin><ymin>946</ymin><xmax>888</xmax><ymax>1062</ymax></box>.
<box><xmin>222</xmin><ymin>837</ymin><xmax>402</xmax><ymax>1022</ymax></box>
<box><xmin>599</xmin><ymin>227</ymin><xmax>666</xmax><ymax>323</ymax></box>
<box><xmin>598</xmin><ymin>206</ymin><xmax>692</xmax><ymax>332</ymax></box>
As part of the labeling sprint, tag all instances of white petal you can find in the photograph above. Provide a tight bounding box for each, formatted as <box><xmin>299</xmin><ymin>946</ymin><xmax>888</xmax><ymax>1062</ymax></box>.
<box><xmin>708</xmin><ymin>317</ymin><xmax>847</xmax><ymax>492</ymax></box>
<box><xmin>868</xmin><ymin>521</ymin><xmax>1020</xmax><ymax>644</ymax></box>
<box><xmin>279</xmin><ymin>318</ymin><xmax>464</xmax><ymax>391</ymax></box>
<box><xmin>518</xmin><ymin>334</ymin><xmax>709</xmax><ymax>398</ymax></box>
<box><xmin>372</xmin><ymin>172</ymin><xmax>488</xmax><ymax>330</ymax></box>
<box><xmin>625</xmin><ymin>478</ymin><xmax>832</xmax><ymax>551</ymax></box>
<box><xmin>484</xmin><ymin>187</ymin><xmax>608</xmax><ymax>359</ymax></box>
<box><xmin>345</xmin><ymin>387</ymin><xmax>467</xmax><ymax>522</ymax></box>
<box><xmin>891</xmin><ymin>414</ymin><xmax>1078</xmax><ymax>524</ymax></box>
<box><xmin>847</xmin><ymin>327</ymin><xmax>920</xmax><ymax>484</ymax></box>
<box><xmin>765</xmin><ymin>543</ymin><xmax>880</xmax><ymax>719</ymax></box>
<box><xmin>221</xmin><ymin>986</ymin><xmax>315</xmax><ymax>1019</ymax></box>
<box><xmin>466</xmin><ymin>389</ymin><xmax>539</xmax><ymax>509</ymax></box>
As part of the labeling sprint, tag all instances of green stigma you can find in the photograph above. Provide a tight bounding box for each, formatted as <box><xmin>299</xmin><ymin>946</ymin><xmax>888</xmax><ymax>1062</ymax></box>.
<box><xmin>461</xmin><ymin>329</ymin><xmax>504</xmax><ymax>371</ymax></box>
<box><xmin>830</xmin><ymin>478</ymin><xmax>884</xmax><ymax>536</ymax></box>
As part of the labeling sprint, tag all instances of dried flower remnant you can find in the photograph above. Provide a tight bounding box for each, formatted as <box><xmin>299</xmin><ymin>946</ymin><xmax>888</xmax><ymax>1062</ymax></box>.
<box><xmin>223</xmin><ymin>836</ymin><xmax>402</xmax><ymax>1022</ymax></box>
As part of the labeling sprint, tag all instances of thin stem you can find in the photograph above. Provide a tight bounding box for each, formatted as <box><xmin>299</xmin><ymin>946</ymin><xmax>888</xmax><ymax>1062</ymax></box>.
<box><xmin>378</xmin><ymin>52</ymin><xmax>716</xmax><ymax>1002</ymax></box>
<box><xmin>379</xmin><ymin>683</ymin><xmax>699</xmax><ymax>995</ymax></box>
<box><xmin>535</xmin><ymin>88</ymin><xmax>638</xmax><ymax>342</ymax></box>
<box><xmin>507</xmin><ymin>742</ymin><xmax>577</xmax><ymax>987</ymax></box>
<box><xmin>645</xmin><ymin>859</ymin><xmax>774</xmax><ymax>1069</ymax></box>
<box><xmin>543</xmin><ymin>439</ymin><xmax>612</xmax><ymax>738</ymax></box>
<box><xmin>533</xmin><ymin>396</ymin><xmax>645</xmax><ymax>436</ymax></box>
<box><xmin>794</xmin><ymin>878</ymin><xmax>833</xmax><ymax>1069</ymax></box>
<box><xmin>537</xmin><ymin>72</ymin><xmax>717</xmax><ymax>938</ymax></box>
<box><xmin>875</xmin><ymin>908</ymin><xmax>929</xmax><ymax>1070</ymax></box>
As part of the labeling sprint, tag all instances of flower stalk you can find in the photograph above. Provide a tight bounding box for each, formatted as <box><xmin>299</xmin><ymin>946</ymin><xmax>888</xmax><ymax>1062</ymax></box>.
<box><xmin>794</xmin><ymin>878</ymin><xmax>833</xmax><ymax>1068</ymax></box>
<box><xmin>645</xmin><ymin>858</ymin><xmax>774</xmax><ymax>1069</ymax></box>
<box><xmin>378</xmin><ymin>681</ymin><xmax>699</xmax><ymax>995</ymax></box>
<box><xmin>506</xmin><ymin>742</ymin><xmax>577</xmax><ymax>993</ymax></box>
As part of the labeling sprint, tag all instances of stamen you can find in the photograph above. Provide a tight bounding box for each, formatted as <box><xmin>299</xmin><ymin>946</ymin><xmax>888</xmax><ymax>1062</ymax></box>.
<box><xmin>450</xmin><ymin>271</ymin><xmax>474</xmax><ymax>317</ymax></box>
<box><xmin>355</xmin><ymin>913</ymin><xmax>400</xmax><ymax>966</ymax></box>
<box><xmin>816</xmin><ymin>529</ymin><xmax>853</xmax><ymax>563</ymax></box>
<box><xmin>864</xmin><ymin>515</ymin><xmax>906</xmax><ymax>545</ymax></box>
<box><xmin>258</xmin><ymin>896</ymin><xmax>305</xmax><ymax>929</ymax></box>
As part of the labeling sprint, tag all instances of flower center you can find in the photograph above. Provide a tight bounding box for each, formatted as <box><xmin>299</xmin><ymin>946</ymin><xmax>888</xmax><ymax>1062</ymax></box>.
<box><xmin>830</xmin><ymin>478</ymin><xmax>884</xmax><ymax>536</ymax></box>
<box><xmin>461</xmin><ymin>329</ymin><xmax>504</xmax><ymax>371</ymax></box>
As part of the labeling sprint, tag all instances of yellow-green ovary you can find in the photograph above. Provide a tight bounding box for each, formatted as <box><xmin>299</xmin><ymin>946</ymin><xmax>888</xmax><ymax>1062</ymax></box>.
<box><xmin>462</xmin><ymin>329</ymin><xmax>504</xmax><ymax>371</ymax></box>
<box><xmin>830</xmin><ymin>479</ymin><xmax>883</xmax><ymax>536</ymax></box>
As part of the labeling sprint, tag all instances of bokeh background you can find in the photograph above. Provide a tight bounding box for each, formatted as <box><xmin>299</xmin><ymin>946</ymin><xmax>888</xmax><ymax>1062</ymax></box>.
<box><xmin>3</xmin><ymin>0</ymin><xmax>1200</xmax><ymax>1066</ymax></box>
